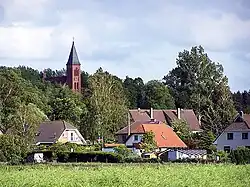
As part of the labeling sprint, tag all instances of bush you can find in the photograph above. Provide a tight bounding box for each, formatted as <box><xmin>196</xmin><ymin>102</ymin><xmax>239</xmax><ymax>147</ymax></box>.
<box><xmin>114</xmin><ymin>145</ymin><xmax>132</xmax><ymax>158</ymax></box>
<box><xmin>229</xmin><ymin>147</ymin><xmax>250</xmax><ymax>165</ymax></box>
<box><xmin>123</xmin><ymin>157</ymin><xmax>161</xmax><ymax>163</ymax></box>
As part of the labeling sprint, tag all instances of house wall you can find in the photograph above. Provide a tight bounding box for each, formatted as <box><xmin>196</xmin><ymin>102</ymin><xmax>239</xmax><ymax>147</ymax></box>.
<box><xmin>125</xmin><ymin>134</ymin><xmax>144</xmax><ymax>146</ymax></box>
<box><xmin>58</xmin><ymin>130</ymin><xmax>83</xmax><ymax>144</ymax></box>
<box><xmin>117</xmin><ymin>135</ymin><xmax>128</xmax><ymax>144</ymax></box>
<box><xmin>215</xmin><ymin>131</ymin><xmax>250</xmax><ymax>151</ymax></box>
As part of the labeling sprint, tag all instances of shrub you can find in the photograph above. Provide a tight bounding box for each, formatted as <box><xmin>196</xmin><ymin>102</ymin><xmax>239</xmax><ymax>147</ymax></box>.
<box><xmin>229</xmin><ymin>147</ymin><xmax>250</xmax><ymax>164</ymax></box>
<box><xmin>113</xmin><ymin>145</ymin><xmax>132</xmax><ymax>158</ymax></box>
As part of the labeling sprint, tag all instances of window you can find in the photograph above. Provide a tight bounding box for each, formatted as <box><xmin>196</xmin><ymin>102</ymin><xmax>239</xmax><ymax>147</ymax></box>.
<box><xmin>122</xmin><ymin>135</ymin><xmax>127</xmax><ymax>143</ymax></box>
<box><xmin>242</xmin><ymin>133</ymin><xmax>248</xmax><ymax>140</ymax></box>
<box><xmin>134</xmin><ymin>135</ymin><xmax>138</xmax><ymax>141</ymax></box>
<box><xmin>227</xmin><ymin>133</ymin><xmax>233</xmax><ymax>140</ymax></box>
<box><xmin>224</xmin><ymin>146</ymin><xmax>231</xmax><ymax>153</ymax></box>
<box><xmin>71</xmin><ymin>133</ymin><xmax>74</xmax><ymax>141</ymax></box>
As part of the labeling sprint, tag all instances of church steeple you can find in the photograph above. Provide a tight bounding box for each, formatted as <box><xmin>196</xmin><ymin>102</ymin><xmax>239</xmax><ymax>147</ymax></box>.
<box><xmin>66</xmin><ymin>41</ymin><xmax>81</xmax><ymax>65</ymax></box>
<box><xmin>66</xmin><ymin>40</ymin><xmax>81</xmax><ymax>92</ymax></box>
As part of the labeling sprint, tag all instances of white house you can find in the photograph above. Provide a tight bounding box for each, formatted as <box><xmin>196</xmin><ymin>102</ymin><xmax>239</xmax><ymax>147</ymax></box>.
<box><xmin>213</xmin><ymin>112</ymin><xmax>250</xmax><ymax>152</ymax></box>
<box><xmin>35</xmin><ymin>120</ymin><xmax>86</xmax><ymax>145</ymax></box>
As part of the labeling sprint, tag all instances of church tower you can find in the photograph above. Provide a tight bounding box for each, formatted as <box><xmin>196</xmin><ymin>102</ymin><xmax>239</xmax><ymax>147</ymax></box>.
<box><xmin>66</xmin><ymin>41</ymin><xmax>81</xmax><ymax>92</ymax></box>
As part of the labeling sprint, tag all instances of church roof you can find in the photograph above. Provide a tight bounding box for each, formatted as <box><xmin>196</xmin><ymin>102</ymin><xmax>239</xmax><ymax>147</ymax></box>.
<box><xmin>66</xmin><ymin>41</ymin><xmax>81</xmax><ymax>65</ymax></box>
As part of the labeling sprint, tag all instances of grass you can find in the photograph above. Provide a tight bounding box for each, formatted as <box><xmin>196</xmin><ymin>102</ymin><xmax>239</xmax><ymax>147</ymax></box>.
<box><xmin>0</xmin><ymin>163</ymin><xmax>249</xmax><ymax>187</ymax></box>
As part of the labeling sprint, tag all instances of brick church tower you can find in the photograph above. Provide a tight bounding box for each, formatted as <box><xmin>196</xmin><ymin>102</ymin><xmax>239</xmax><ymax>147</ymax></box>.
<box><xmin>66</xmin><ymin>41</ymin><xmax>81</xmax><ymax>92</ymax></box>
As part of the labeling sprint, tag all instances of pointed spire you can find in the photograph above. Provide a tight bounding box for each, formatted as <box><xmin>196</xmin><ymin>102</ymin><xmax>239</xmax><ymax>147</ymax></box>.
<box><xmin>66</xmin><ymin>40</ymin><xmax>81</xmax><ymax>65</ymax></box>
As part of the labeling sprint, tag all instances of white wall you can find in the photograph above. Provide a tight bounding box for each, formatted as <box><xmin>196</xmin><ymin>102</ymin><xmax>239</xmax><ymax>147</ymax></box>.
<box><xmin>215</xmin><ymin>131</ymin><xmax>250</xmax><ymax>151</ymax></box>
<box><xmin>58</xmin><ymin>130</ymin><xmax>84</xmax><ymax>144</ymax></box>
<box><xmin>125</xmin><ymin>134</ymin><xmax>144</xmax><ymax>146</ymax></box>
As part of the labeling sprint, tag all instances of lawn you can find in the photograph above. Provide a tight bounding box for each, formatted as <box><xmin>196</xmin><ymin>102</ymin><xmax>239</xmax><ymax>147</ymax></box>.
<box><xmin>0</xmin><ymin>163</ymin><xmax>249</xmax><ymax>187</ymax></box>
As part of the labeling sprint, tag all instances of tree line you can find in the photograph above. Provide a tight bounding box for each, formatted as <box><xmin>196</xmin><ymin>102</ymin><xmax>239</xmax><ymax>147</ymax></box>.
<box><xmin>0</xmin><ymin>45</ymin><xmax>239</xmax><ymax>152</ymax></box>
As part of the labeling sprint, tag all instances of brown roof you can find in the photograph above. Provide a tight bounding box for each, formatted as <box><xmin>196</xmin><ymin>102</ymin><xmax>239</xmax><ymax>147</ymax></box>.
<box><xmin>35</xmin><ymin>120</ymin><xmax>77</xmax><ymax>144</ymax></box>
<box><xmin>129</xmin><ymin>109</ymin><xmax>201</xmax><ymax>131</ymax></box>
<box><xmin>116</xmin><ymin>120</ymin><xmax>164</xmax><ymax>135</ymax></box>
<box><xmin>225</xmin><ymin>114</ymin><xmax>250</xmax><ymax>131</ymax></box>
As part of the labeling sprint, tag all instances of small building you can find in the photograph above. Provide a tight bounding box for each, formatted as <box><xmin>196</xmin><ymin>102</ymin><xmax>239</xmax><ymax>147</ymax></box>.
<box><xmin>35</xmin><ymin>120</ymin><xmax>86</xmax><ymax>145</ymax></box>
<box><xmin>213</xmin><ymin>111</ymin><xmax>250</xmax><ymax>152</ymax></box>
<box><xmin>167</xmin><ymin>149</ymin><xmax>207</xmax><ymax>161</ymax></box>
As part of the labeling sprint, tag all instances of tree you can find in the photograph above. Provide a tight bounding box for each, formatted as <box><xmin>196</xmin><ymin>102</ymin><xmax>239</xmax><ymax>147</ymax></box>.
<box><xmin>140</xmin><ymin>131</ymin><xmax>157</xmax><ymax>152</ymax></box>
<box><xmin>83</xmin><ymin>68</ymin><xmax>128</xmax><ymax>140</ymax></box>
<box><xmin>144</xmin><ymin>80</ymin><xmax>175</xmax><ymax>109</ymax></box>
<box><xmin>163</xmin><ymin>46</ymin><xmax>236</xmax><ymax>135</ymax></box>
<box><xmin>123</xmin><ymin>76</ymin><xmax>146</xmax><ymax>108</ymax></box>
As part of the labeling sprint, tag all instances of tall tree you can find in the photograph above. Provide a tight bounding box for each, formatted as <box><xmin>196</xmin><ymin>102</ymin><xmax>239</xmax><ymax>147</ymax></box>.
<box><xmin>123</xmin><ymin>76</ymin><xmax>146</xmax><ymax>108</ymax></box>
<box><xmin>83</xmin><ymin>68</ymin><xmax>128</xmax><ymax>141</ymax></box>
<box><xmin>144</xmin><ymin>80</ymin><xmax>175</xmax><ymax>109</ymax></box>
<box><xmin>163</xmin><ymin>46</ymin><xmax>236</xmax><ymax>135</ymax></box>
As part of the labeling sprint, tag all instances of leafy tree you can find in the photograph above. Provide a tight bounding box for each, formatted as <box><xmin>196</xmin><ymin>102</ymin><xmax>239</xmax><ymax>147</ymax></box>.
<box><xmin>114</xmin><ymin>144</ymin><xmax>132</xmax><ymax>158</ymax></box>
<box><xmin>123</xmin><ymin>76</ymin><xmax>146</xmax><ymax>108</ymax></box>
<box><xmin>84</xmin><ymin>68</ymin><xmax>128</xmax><ymax>141</ymax></box>
<box><xmin>171</xmin><ymin>119</ymin><xmax>192</xmax><ymax>141</ymax></box>
<box><xmin>140</xmin><ymin>131</ymin><xmax>157</xmax><ymax>152</ymax></box>
<box><xmin>163</xmin><ymin>46</ymin><xmax>236</xmax><ymax>135</ymax></box>
<box><xmin>144</xmin><ymin>80</ymin><xmax>175</xmax><ymax>109</ymax></box>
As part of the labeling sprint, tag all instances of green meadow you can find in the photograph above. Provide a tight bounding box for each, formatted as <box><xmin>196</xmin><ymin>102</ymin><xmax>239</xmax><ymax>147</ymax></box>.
<box><xmin>0</xmin><ymin>163</ymin><xmax>249</xmax><ymax>187</ymax></box>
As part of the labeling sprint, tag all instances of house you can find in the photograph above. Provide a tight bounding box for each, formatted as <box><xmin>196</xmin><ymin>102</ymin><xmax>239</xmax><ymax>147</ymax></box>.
<box><xmin>167</xmin><ymin>149</ymin><xmax>207</xmax><ymax>161</ymax></box>
<box><xmin>129</xmin><ymin>108</ymin><xmax>202</xmax><ymax>133</ymax></box>
<box><xmin>35</xmin><ymin>120</ymin><xmax>86</xmax><ymax>145</ymax></box>
<box><xmin>116</xmin><ymin>120</ymin><xmax>187</xmax><ymax>153</ymax></box>
<box><xmin>213</xmin><ymin>111</ymin><xmax>250</xmax><ymax>152</ymax></box>
<box><xmin>43</xmin><ymin>40</ymin><xmax>81</xmax><ymax>92</ymax></box>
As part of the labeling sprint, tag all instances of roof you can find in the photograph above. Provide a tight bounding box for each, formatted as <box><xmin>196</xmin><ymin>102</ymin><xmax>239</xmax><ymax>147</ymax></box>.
<box><xmin>116</xmin><ymin>120</ymin><xmax>187</xmax><ymax>148</ymax></box>
<box><xmin>143</xmin><ymin>123</ymin><xmax>187</xmax><ymax>148</ymax></box>
<box><xmin>129</xmin><ymin>109</ymin><xmax>201</xmax><ymax>131</ymax></box>
<box><xmin>224</xmin><ymin>114</ymin><xmax>250</xmax><ymax>132</ymax></box>
<box><xmin>104</xmin><ymin>143</ymin><xmax>124</xmax><ymax>148</ymax></box>
<box><xmin>35</xmin><ymin>120</ymin><xmax>77</xmax><ymax>144</ymax></box>
<box><xmin>66</xmin><ymin>41</ymin><xmax>81</xmax><ymax>65</ymax></box>
<box><xmin>116</xmin><ymin>120</ymin><xmax>163</xmax><ymax>135</ymax></box>
<box><xmin>175</xmin><ymin>149</ymin><xmax>207</xmax><ymax>156</ymax></box>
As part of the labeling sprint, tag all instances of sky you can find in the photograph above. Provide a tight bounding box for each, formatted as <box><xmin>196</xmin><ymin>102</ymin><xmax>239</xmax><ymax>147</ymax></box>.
<box><xmin>0</xmin><ymin>0</ymin><xmax>250</xmax><ymax>91</ymax></box>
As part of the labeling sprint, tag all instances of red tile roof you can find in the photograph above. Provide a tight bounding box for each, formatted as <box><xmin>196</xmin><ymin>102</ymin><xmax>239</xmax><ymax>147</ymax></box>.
<box><xmin>116</xmin><ymin>120</ymin><xmax>187</xmax><ymax>148</ymax></box>
<box><xmin>129</xmin><ymin>109</ymin><xmax>201</xmax><ymax>131</ymax></box>
<box><xmin>143</xmin><ymin>123</ymin><xmax>187</xmax><ymax>148</ymax></box>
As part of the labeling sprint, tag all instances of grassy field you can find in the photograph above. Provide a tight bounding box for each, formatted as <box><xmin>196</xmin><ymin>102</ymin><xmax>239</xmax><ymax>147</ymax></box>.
<box><xmin>0</xmin><ymin>163</ymin><xmax>249</xmax><ymax>187</ymax></box>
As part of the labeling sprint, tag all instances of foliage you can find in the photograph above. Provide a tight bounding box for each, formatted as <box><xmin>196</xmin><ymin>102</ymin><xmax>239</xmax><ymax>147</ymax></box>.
<box><xmin>113</xmin><ymin>145</ymin><xmax>133</xmax><ymax>158</ymax></box>
<box><xmin>84</xmin><ymin>68</ymin><xmax>128</xmax><ymax>140</ymax></box>
<box><xmin>171</xmin><ymin>119</ymin><xmax>192</xmax><ymax>140</ymax></box>
<box><xmin>1</xmin><ymin>164</ymin><xmax>250</xmax><ymax>186</ymax></box>
<box><xmin>140</xmin><ymin>131</ymin><xmax>157</xmax><ymax>152</ymax></box>
<box><xmin>0</xmin><ymin>135</ymin><xmax>30</xmax><ymax>164</ymax></box>
<box><xmin>229</xmin><ymin>147</ymin><xmax>250</xmax><ymax>165</ymax></box>
<box><xmin>123</xmin><ymin>76</ymin><xmax>146</xmax><ymax>108</ymax></box>
<box><xmin>144</xmin><ymin>80</ymin><xmax>175</xmax><ymax>109</ymax></box>
<box><xmin>198</xmin><ymin>131</ymin><xmax>216</xmax><ymax>153</ymax></box>
<box><xmin>216</xmin><ymin>150</ymin><xmax>230</xmax><ymax>163</ymax></box>
<box><xmin>163</xmin><ymin>46</ymin><xmax>236</xmax><ymax>137</ymax></box>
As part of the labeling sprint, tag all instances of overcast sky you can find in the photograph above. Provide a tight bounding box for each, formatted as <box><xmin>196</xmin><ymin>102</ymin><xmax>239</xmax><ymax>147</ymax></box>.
<box><xmin>0</xmin><ymin>0</ymin><xmax>250</xmax><ymax>91</ymax></box>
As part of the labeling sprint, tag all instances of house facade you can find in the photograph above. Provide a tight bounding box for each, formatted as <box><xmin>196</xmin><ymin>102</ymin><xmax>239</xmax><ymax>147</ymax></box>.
<box><xmin>36</xmin><ymin>120</ymin><xmax>86</xmax><ymax>145</ymax></box>
<box><xmin>213</xmin><ymin>112</ymin><xmax>250</xmax><ymax>151</ymax></box>
<box><xmin>128</xmin><ymin>108</ymin><xmax>202</xmax><ymax>133</ymax></box>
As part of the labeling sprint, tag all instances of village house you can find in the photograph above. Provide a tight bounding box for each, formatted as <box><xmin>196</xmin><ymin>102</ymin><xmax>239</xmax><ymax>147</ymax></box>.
<box><xmin>128</xmin><ymin>108</ymin><xmax>202</xmax><ymax>133</ymax></box>
<box><xmin>213</xmin><ymin>111</ymin><xmax>250</xmax><ymax>152</ymax></box>
<box><xmin>115</xmin><ymin>119</ymin><xmax>187</xmax><ymax>153</ymax></box>
<box><xmin>35</xmin><ymin>120</ymin><xmax>86</xmax><ymax>145</ymax></box>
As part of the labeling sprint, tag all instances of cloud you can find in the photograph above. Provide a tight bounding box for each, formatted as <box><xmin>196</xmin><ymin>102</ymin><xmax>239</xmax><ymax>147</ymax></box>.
<box><xmin>0</xmin><ymin>0</ymin><xmax>250</xmax><ymax>91</ymax></box>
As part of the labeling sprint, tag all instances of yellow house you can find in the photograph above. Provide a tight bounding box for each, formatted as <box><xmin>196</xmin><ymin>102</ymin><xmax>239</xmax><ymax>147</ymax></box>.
<box><xmin>35</xmin><ymin>120</ymin><xmax>86</xmax><ymax>145</ymax></box>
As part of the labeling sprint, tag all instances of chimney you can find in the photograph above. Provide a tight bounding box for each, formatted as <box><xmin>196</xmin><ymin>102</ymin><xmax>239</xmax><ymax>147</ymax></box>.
<box><xmin>177</xmin><ymin>108</ymin><xmax>181</xmax><ymax>119</ymax></box>
<box><xmin>128</xmin><ymin>112</ymin><xmax>131</xmax><ymax>136</ymax></box>
<box><xmin>239</xmin><ymin>111</ymin><xmax>244</xmax><ymax>118</ymax></box>
<box><xmin>150</xmin><ymin>108</ymin><xmax>154</xmax><ymax>120</ymax></box>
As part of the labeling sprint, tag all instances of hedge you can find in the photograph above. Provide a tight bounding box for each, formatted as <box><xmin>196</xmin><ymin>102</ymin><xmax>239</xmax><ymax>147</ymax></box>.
<box><xmin>229</xmin><ymin>147</ymin><xmax>250</xmax><ymax>165</ymax></box>
<box><xmin>27</xmin><ymin>151</ymin><xmax>122</xmax><ymax>163</ymax></box>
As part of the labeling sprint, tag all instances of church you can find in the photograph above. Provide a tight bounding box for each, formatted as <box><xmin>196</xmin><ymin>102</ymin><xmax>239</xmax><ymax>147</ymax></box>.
<box><xmin>44</xmin><ymin>41</ymin><xmax>82</xmax><ymax>92</ymax></box>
